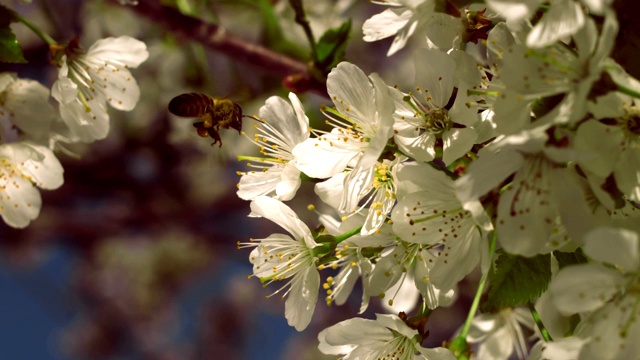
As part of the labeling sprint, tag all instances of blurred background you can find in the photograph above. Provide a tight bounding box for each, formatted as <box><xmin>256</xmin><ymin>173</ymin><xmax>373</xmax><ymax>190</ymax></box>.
<box><xmin>0</xmin><ymin>0</ymin><xmax>477</xmax><ymax>359</ymax></box>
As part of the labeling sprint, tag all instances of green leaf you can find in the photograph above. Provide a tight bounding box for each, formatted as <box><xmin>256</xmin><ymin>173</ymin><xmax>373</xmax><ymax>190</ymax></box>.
<box><xmin>554</xmin><ymin>249</ymin><xmax>588</xmax><ymax>269</ymax></box>
<box><xmin>0</xmin><ymin>5</ymin><xmax>26</xmax><ymax>63</ymax></box>
<box><xmin>315</xmin><ymin>19</ymin><xmax>351</xmax><ymax>70</ymax></box>
<box><xmin>481</xmin><ymin>252</ymin><xmax>552</xmax><ymax>312</ymax></box>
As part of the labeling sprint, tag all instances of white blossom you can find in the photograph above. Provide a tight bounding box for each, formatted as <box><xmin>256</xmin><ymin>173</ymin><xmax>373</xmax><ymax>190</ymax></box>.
<box><xmin>318</xmin><ymin>313</ymin><xmax>456</xmax><ymax>360</ymax></box>
<box><xmin>0</xmin><ymin>142</ymin><xmax>63</xmax><ymax>228</ymax></box>
<box><xmin>237</xmin><ymin>93</ymin><xmax>309</xmax><ymax>201</ymax></box>
<box><xmin>239</xmin><ymin>196</ymin><xmax>321</xmax><ymax>331</ymax></box>
<box><xmin>51</xmin><ymin>36</ymin><xmax>149</xmax><ymax>142</ymax></box>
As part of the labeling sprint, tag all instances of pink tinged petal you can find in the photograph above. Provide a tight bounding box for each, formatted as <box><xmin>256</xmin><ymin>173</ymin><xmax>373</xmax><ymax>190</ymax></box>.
<box><xmin>526</xmin><ymin>0</ymin><xmax>585</xmax><ymax>48</ymax></box>
<box><xmin>442</xmin><ymin>127</ymin><xmax>477</xmax><ymax>166</ymax></box>
<box><xmin>496</xmin><ymin>157</ymin><xmax>557</xmax><ymax>257</ymax></box>
<box><xmin>237</xmin><ymin>166</ymin><xmax>282</xmax><ymax>201</ymax></box>
<box><xmin>249</xmin><ymin>196</ymin><xmax>316</xmax><ymax>248</ymax></box>
<box><xmin>285</xmin><ymin>266</ymin><xmax>319</xmax><ymax>331</ymax></box>
<box><xmin>292</xmin><ymin>137</ymin><xmax>360</xmax><ymax>178</ymax></box>
<box><xmin>455</xmin><ymin>148</ymin><xmax>524</xmax><ymax>204</ymax></box>
<box><xmin>575</xmin><ymin>120</ymin><xmax>620</xmax><ymax>177</ymax></box>
<box><xmin>315</xmin><ymin>172</ymin><xmax>346</xmax><ymax>210</ymax></box>
<box><xmin>86</xmin><ymin>36</ymin><xmax>149</xmax><ymax>67</ymax></box>
<box><xmin>275</xmin><ymin>162</ymin><xmax>301</xmax><ymax>201</ymax></box>
<box><xmin>413</xmin><ymin>48</ymin><xmax>455</xmax><ymax>109</ymax></box>
<box><xmin>549</xmin><ymin>263</ymin><xmax>625</xmax><ymax>316</ymax></box>
<box><xmin>583</xmin><ymin>227</ymin><xmax>640</xmax><ymax>271</ymax></box>
<box><xmin>363</xmin><ymin>8</ymin><xmax>412</xmax><ymax>42</ymax></box>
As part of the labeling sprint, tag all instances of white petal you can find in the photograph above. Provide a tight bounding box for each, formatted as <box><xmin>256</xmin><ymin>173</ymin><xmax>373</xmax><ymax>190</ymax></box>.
<box><xmin>583</xmin><ymin>227</ymin><xmax>640</xmax><ymax>271</ymax></box>
<box><xmin>485</xmin><ymin>0</ymin><xmax>543</xmax><ymax>22</ymax></box>
<box><xmin>315</xmin><ymin>172</ymin><xmax>346</xmax><ymax>210</ymax></box>
<box><xmin>363</xmin><ymin>8</ymin><xmax>412</xmax><ymax>42</ymax></box>
<box><xmin>237</xmin><ymin>166</ymin><xmax>282</xmax><ymax>200</ymax></box>
<box><xmin>424</xmin><ymin>13</ymin><xmax>463</xmax><ymax>51</ymax></box>
<box><xmin>275</xmin><ymin>162</ymin><xmax>301</xmax><ymax>201</ymax></box>
<box><xmin>413</xmin><ymin>48</ymin><xmax>455</xmax><ymax>109</ymax></box>
<box><xmin>1</xmin><ymin>79</ymin><xmax>56</xmax><ymax>139</ymax></box>
<box><xmin>249</xmin><ymin>196</ymin><xmax>316</xmax><ymax>248</ymax></box>
<box><xmin>292</xmin><ymin>136</ymin><xmax>360</xmax><ymax>178</ymax></box>
<box><xmin>16</xmin><ymin>143</ymin><xmax>64</xmax><ymax>190</ymax></box>
<box><xmin>394</xmin><ymin>132</ymin><xmax>436</xmax><ymax>163</ymax></box>
<box><xmin>86</xmin><ymin>36</ymin><xmax>149</xmax><ymax>67</ymax></box>
<box><xmin>321</xmin><ymin>317</ymin><xmax>390</xmax><ymax>349</ymax></box>
<box><xmin>526</xmin><ymin>0</ymin><xmax>585</xmax><ymax>48</ymax></box>
<box><xmin>285</xmin><ymin>266</ymin><xmax>319</xmax><ymax>331</ymax></box>
<box><xmin>442</xmin><ymin>127</ymin><xmax>477</xmax><ymax>166</ymax></box>
<box><xmin>58</xmin><ymin>98</ymin><xmax>110</xmax><ymax>142</ymax></box>
<box><xmin>260</xmin><ymin>95</ymin><xmax>309</xmax><ymax>148</ymax></box>
<box><xmin>455</xmin><ymin>148</ymin><xmax>524</xmax><ymax>204</ymax></box>
<box><xmin>575</xmin><ymin>120</ymin><xmax>620</xmax><ymax>177</ymax></box>
<box><xmin>327</xmin><ymin>62</ymin><xmax>376</xmax><ymax>126</ymax></box>
<box><xmin>549</xmin><ymin>263</ymin><xmax>625</xmax><ymax>316</ymax></box>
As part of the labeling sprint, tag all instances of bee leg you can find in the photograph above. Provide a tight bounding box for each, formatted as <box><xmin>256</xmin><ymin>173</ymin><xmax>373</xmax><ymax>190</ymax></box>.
<box><xmin>193</xmin><ymin>122</ymin><xmax>210</xmax><ymax>138</ymax></box>
<box><xmin>208</xmin><ymin>128</ymin><xmax>223</xmax><ymax>147</ymax></box>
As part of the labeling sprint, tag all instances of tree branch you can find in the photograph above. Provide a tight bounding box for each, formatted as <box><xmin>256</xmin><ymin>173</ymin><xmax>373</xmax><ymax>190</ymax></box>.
<box><xmin>119</xmin><ymin>0</ymin><xmax>326</xmax><ymax>94</ymax></box>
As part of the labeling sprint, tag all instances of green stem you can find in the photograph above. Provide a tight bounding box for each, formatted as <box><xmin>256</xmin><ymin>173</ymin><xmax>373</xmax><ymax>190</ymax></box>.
<box><xmin>288</xmin><ymin>0</ymin><xmax>317</xmax><ymax>63</ymax></box>
<box><xmin>334</xmin><ymin>226</ymin><xmax>362</xmax><ymax>244</ymax></box>
<box><xmin>615</xmin><ymin>82</ymin><xmax>640</xmax><ymax>100</ymax></box>
<box><xmin>449</xmin><ymin>230</ymin><xmax>497</xmax><ymax>359</ymax></box>
<box><xmin>12</xmin><ymin>10</ymin><xmax>57</xmax><ymax>46</ymax></box>
<box><xmin>529</xmin><ymin>302</ymin><xmax>553</xmax><ymax>342</ymax></box>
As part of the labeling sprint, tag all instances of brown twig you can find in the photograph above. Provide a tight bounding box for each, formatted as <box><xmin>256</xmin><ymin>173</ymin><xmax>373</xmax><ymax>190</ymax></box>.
<box><xmin>119</xmin><ymin>0</ymin><xmax>326</xmax><ymax>94</ymax></box>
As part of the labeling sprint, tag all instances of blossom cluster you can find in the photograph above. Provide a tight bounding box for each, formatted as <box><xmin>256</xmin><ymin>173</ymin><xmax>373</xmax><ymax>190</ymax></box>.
<box><xmin>0</xmin><ymin>34</ymin><xmax>148</xmax><ymax>228</ymax></box>
<box><xmin>237</xmin><ymin>1</ymin><xmax>640</xmax><ymax>359</ymax></box>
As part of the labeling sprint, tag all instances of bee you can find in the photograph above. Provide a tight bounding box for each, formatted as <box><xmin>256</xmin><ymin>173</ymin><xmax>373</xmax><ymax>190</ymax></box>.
<box><xmin>168</xmin><ymin>93</ymin><xmax>243</xmax><ymax>147</ymax></box>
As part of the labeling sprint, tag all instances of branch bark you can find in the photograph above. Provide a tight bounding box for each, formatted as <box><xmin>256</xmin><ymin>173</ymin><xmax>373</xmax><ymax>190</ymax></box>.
<box><xmin>120</xmin><ymin>0</ymin><xmax>326</xmax><ymax>94</ymax></box>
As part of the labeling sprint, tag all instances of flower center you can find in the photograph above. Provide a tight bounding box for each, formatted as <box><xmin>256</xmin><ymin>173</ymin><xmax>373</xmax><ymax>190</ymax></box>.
<box><xmin>423</xmin><ymin>108</ymin><xmax>451</xmax><ymax>135</ymax></box>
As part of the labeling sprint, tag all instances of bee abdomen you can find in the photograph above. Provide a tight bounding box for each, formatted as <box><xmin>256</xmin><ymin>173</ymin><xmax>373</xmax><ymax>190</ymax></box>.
<box><xmin>168</xmin><ymin>93</ymin><xmax>215</xmax><ymax>117</ymax></box>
